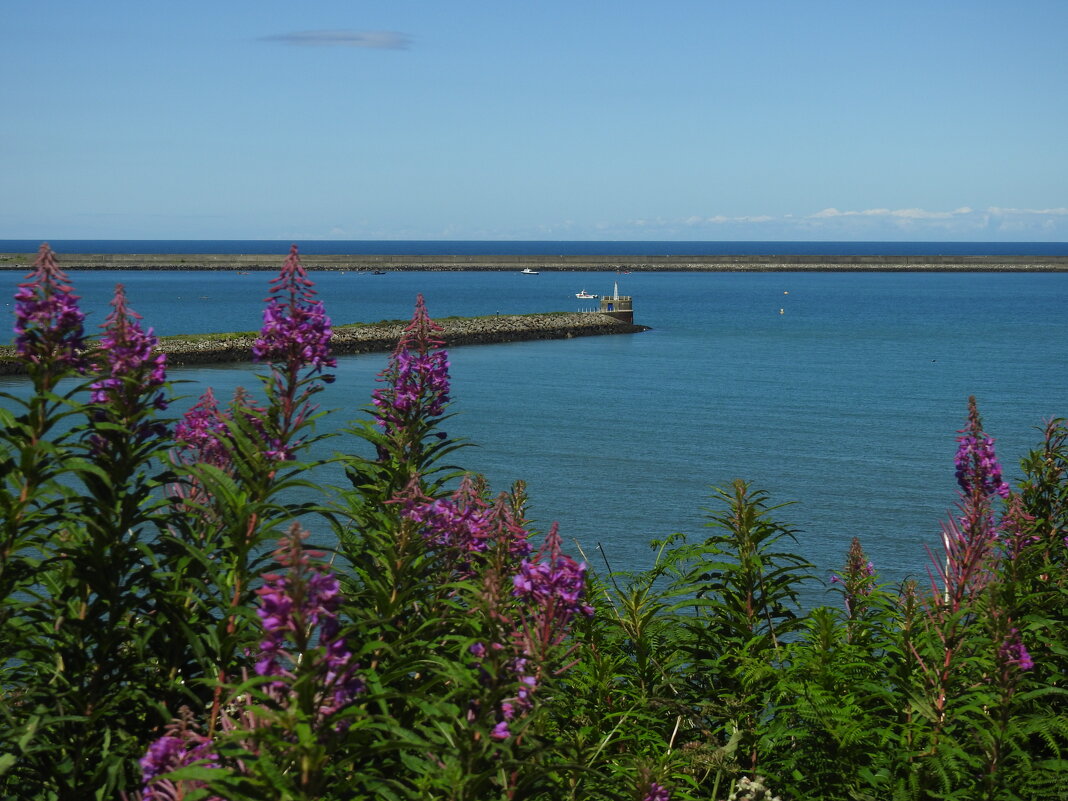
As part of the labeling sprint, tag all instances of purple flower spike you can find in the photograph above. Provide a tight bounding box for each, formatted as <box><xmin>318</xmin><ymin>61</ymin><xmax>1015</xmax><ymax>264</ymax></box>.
<box><xmin>955</xmin><ymin>396</ymin><xmax>1010</xmax><ymax>499</ymax></box>
<box><xmin>253</xmin><ymin>244</ymin><xmax>336</xmax><ymax>375</ymax></box>
<box><xmin>371</xmin><ymin>294</ymin><xmax>451</xmax><ymax>431</ymax></box>
<box><xmin>512</xmin><ymin>524</ymin><xmax>594</xmax><ymax>622</ymax></box>
<box><xmin>88</xmin><ymin>284</ymin><xmax>169</xmax><ymax>448</ymax></box>
<box><xmin>140</xmin><ymin>735</ymin><xmax>186</xmax><ymax>783</ymax></box>
<box><xmin>175</xmin><ymin>388</ymin><xmax>233</xmax><ymax>468</ymax></box>
<box><xmin>403</xmin><ymin>476</ymin><xmax>496</xmax><ymax>568</ymax></box>
<box><xmin>254</xmin><ymin>525</ymin><xmax>363</xmax><ymax>720</ymax></box>
<box><xmin>642</xmin><ymin>782</ymin><xmax>671</xmax><ymax>801</ymax></box>
<box><xmin>92</xmin><ymin>284</ymin><xmax>168</xmax><ymax>407</ymax></box>
<box><xmin>139</xmin><ymin>710</ymin><xmax>218</xmax><ymax>800</ymax></box>
<box><xmin>13</xmin><ymin>243</ymin><xmax>87</xmax><ymax>374</ymax></box>
<box><xmin>949</xmin><ymin>397</ymin><xmax>1011</xmax><ymax>551</ymax></box>
<box><xmin>1000</xmin><ymin>628</ymin><xmax>1034</xmax><ymax>671</ymax></box>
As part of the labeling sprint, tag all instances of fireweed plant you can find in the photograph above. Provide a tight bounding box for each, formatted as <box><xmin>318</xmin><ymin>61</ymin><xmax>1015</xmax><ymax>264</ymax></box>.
<box><xmin>1</xmin><ymin>244</ymin><xmax>87</xmax><ymax>645</ymax></box>
<box><xmin>0</xmin><ymin>246</ymin><xmax>1066</xmax><ymax>801</ymax></box>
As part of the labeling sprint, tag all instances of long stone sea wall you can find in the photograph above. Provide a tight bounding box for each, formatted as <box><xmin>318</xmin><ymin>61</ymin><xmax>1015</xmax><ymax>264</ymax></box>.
<box><xmin>0</xmin><ymin>313</ymin><xmax>648</xmax><ymax>375</ymax></box>
<box><xmin>2</xmin><ymin>252</ymin><xmax>1066</xmax><ymax>272</ymax></box>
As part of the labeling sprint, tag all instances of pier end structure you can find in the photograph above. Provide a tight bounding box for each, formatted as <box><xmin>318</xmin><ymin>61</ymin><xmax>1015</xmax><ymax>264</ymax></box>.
<box><xmin>598</xmin><ymin>282</ymin><xmax>633</xmax><ymax>324</ymax></box>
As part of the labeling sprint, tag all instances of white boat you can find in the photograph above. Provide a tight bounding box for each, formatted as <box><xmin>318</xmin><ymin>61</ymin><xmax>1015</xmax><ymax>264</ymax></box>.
<box><xmin>575</xmin><ymin>290</ymin><xmax>597</xmax><ymax>299</ymax></box>
<box><xmin>520</xmin><ymin>268</ymin><xmax>539</xmax><ymax>275</ymax></box>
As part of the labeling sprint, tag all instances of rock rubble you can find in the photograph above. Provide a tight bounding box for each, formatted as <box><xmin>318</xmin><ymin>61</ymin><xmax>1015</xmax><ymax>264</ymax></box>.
<box><xmin>0</xmin><ymin>313</ymin><xmax>648</xmax><ymax>375</ymax></box>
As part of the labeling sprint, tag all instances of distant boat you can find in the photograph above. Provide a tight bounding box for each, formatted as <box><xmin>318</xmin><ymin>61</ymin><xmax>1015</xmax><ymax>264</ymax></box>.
<box><xmin>575</xmin><ymin>290</ymin><xmax>597</xmax><ymax>299</ymax></box>
<box><xmin>521</xmin><ymin>268</ymin><xmax>539</xmax><ymax>275</ymax></box>
<box><xmin>372</xmin><ymin>270</ymin><xmax>387</xmax><ymax>275</ymax></box>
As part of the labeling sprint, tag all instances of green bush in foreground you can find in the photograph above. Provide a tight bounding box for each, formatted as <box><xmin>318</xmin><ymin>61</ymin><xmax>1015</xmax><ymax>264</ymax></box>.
<box><xmin>1</xmin><ymin>244</ymin><xmax>1065</xmax><ymax>800</ymax></box>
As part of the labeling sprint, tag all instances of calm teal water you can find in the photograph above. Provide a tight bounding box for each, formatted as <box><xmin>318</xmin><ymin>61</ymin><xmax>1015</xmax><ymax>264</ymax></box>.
<box><xmin>2</xmin><ymin>269</ymin><xmax>1066</xmax><ymax>602</ymax></box>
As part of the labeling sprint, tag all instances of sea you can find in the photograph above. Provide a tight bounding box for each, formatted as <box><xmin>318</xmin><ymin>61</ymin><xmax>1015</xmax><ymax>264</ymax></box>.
<box><xmin>1</xmin><ymin>240</ymin><xmax>1066</xmax><ymax>606</ymax></box>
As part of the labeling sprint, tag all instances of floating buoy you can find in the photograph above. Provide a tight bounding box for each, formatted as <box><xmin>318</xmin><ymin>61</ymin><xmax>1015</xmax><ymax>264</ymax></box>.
<box><xmin>784</xmin><ymin>290</ymin><xmax>789</xmax><ymax>294</ymax></box>
<box><xmin>780</xmin><ymin>308</ymin><xmax>785</xmax><ymax>314</ymax></box>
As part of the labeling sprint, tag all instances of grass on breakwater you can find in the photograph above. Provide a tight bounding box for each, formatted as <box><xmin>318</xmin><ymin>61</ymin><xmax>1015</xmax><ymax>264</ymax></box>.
<box><xmin>2</xmin><ymin>252</ymin><xmax>1067</xmax><ymax>271</ymax></box>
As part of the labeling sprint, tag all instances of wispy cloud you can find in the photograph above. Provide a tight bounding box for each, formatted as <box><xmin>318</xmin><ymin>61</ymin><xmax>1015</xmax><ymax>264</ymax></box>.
<box><xmin>804</xmin><ymin>205</ymin><xmax>1068</xmax><ymax>233</ymax></box>
<box><xmin>699</xmin><ymin>214</ymin><xmax>775</xmax><ymax>224</ymax></box>
<box><xmin>259</xmin><ymin>30</ymin><xmax>411</xmax><ymax>49</ymax></box>
<box><xmin>602</xmin><ymin>206</ymin><xmax>1068</xmax><ymax>239</ymax></box>
<box><xmin>986</xmin><ymin>206</ymin><xmax>1068</xmax><ymax>216</ymax></box>
<box><xmin>809</xmin><ymin>207</ymin><xmax>977</xmax><ymax>220</ymax></box>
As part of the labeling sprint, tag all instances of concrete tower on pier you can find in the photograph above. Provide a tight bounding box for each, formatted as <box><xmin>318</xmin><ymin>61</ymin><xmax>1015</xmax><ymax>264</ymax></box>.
<box><xmin>599</xmin><ymin>281</ymin><xmax>633</xmax><ymax>324</ymax></box>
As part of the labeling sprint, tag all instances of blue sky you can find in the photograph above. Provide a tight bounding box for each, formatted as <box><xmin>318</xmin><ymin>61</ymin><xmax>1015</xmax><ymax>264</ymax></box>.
<box><xmin>3</xmin><ymin>1</ymin><xmax>1066</xmax><ymax>241</ymax></box>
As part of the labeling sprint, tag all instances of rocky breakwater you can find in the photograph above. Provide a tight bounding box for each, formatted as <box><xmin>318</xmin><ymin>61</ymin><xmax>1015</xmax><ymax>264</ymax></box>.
<box><xmin>0</xmin><ymin>313</ymin><xmax>648</xmax><ymax>375</ymax></box>
<box><xmin>4</xmin><ymin>252</ymin><xmax>1067</xmax><ymax>272</ymax></box>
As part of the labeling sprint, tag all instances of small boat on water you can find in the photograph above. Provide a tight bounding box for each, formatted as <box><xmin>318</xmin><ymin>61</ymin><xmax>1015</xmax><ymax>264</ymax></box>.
<box><xmin>575</xmin><ymin>290</ymin><xmax>597</xmax><ymax>299</ymax></box>
<box><xmin>520</xmin><ymin>268</ymin><xmax>539</xmax><ymax>275</ymax></box>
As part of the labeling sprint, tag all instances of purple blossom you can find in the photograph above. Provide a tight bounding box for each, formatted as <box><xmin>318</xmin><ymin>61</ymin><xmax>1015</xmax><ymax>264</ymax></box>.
<box><xmin>174</xmin><ymin>388</ymin><xmax>233</xmax><ymax>468</ymax></box>
<box><xmin>947</xmin><ymin>397</ymin><xmax>1009</xmax><ymax>557</ymax></box>
<box><xmin>172</xmin><ymin>386</ymin><xmax>296</xmax><ymax>476</ymax></box>
<box><xmin>955</xmin><ymin>396</ymin><xmax>1010</xmax><ymax>499</ymax></box>
<box><xmin>491</xmin><ymin>525</ymin><xmax>591</xmax><ymax>725</ymax></box>
<box><xmin>252</xmin><ymin>244</ymin><xmax>336</xmax><ymax>375</ymax></box>
<box><xmin>91</xmin><ymin>285</ymin><xmax>167</xmax><ymax>407</ymax></box>
<box><xmin>254</xmin><ymin>525</ymin><xmax>362</xmax><ymax>719</ymax></box>
<box><xmin>1000</xmin><ymin>628</ymin><xmax>1035</xmax><ymax>671</ymax></box>
<box><xmin>404</xmin><ymin>492</ymin><xmax>493</xmax><ymax>555</ymax></box>
<box><xmin>139</xmin><ymin>711</ymin><xmax>219</xmax><ymax>801</ymax></box>
<box><xmin>512</xmin><ymin>524</ymin><xmax>594</xmax><ymax>622</ymax></box>
<box><xmin>87</xmin><ymin>285</ymin><xmax>169</xmax><ymax>449</ymax></box>
<box><xmin>402</xmin><ymin>476</ymin><xmax>533</xmax><ymax>576</ymax></box>
<box><xmin>642</xmin><ymin>782</ymin><xmax>671</xmax><ymax>801</ymax></box>
<box><xmin>371</xmin><ymin>294</ymin><xmax>451</xmax><ymax>430</ymax></box>
<box><xmin>13</xmin><ymin>243</ymin><xmax>87</xmax><ymax>373</ymax></box>
<box><xmin>140</xmin><ymin>735</ymin><xmax>187</xmax><ymax>783</ymax></box>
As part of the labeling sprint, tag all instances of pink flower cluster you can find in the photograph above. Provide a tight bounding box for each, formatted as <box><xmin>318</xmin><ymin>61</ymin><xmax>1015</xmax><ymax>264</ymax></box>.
<box><xmin>173</xmin><ymin>387</ymin><xmax>290</xmax><ymax>466</ymax></box>
<box><xmin>254</xmin><ymin>527</ymin><xmax>363</xmax><ymax>718</ymax></box>
<box><xmin>471</xmin><ymin>524</ymin><xmax>594</xmax><ymax>741</ymax></box>
<box><xmin>372</xmin><ymin>294</ymin><xmax>451</xmax><ymax>429</ymax></box>
<box><xmin>174</xmin><ymin>388</ymin><xmax>232</xmax><ymax>469</ymax></box>
<box><xmin>379</xmin><ymin>349</ymin><xmax>451</xmax><ymax>420</ymax></box>
<box><xmin>13</xmin><ymin>243</ymin><xmax>86</xmax><ymax>372</ymax></box>
<box><xmin>955</xmin><ymin>397</ymin><xmax>1010</xmax><ymax>499</ymax></box>
<box><xmin>139</xmin><ymin>712</ymin><xmax>220</xmax><ymax>801</ymax></box>
<box><xmin>84</xmin><ymin>284</ymin><xmax>170</xmax><ymax>453</ymax></box>
<box><xmin>90</xmin><ymin>284</ymin><xmax>168</xmax><ymax>411</ymax></box>
<box><xmin>512</xmin><ymin>524</ymin><xmax>595</xmax><ymax>622</ymax></box>
<box><xmin>252</xmin><ymin>245</ymin><xmax>336</xmax><ymax>375</ymax></box>
<box><xmin>401</xmin><ymin>476</ymin><xmax>531</xmax><ymax>569</ymax></box>
<box><xmin>999</xmin><ymin>628</ymin><xmax>1035</xmax><ymax>671</ymax></box>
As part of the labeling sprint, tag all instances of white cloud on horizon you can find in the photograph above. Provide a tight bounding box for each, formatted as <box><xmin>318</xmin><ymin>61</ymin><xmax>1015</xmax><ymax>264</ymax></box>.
<box><xmin>810</xmin><ymin>207</ymin><xmax>975</xmax><ymax>220</ymax></box>
<box><xmin>986</xmin><ymin>206</ymin><xmax>1068</xmax><ymax>216</ymax></box>
<box><xmin>595</xmin><ymin>205</ymin><xmax>1068</xmax><ymax>241</ymax></box>
<box><xmin>259</xmin><ymin>30</ymin><xmax>411</xmax><ymax>49</ymax></box>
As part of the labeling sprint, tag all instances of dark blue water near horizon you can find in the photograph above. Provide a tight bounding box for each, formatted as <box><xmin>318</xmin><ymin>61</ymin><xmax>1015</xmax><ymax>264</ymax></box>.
<box><xmin>2</xmin><ymin>239</ymin><xmax>1068</xmax><ymax>257</ymax></box>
